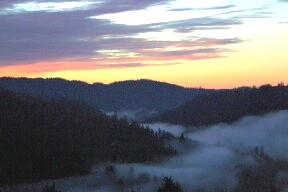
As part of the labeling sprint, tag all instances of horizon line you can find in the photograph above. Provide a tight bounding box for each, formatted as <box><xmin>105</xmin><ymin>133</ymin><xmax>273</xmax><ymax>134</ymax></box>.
<box><xmin>1</xmin><ymin>76</ymin><xmax>286</xmax><ymax>90</ymax></box>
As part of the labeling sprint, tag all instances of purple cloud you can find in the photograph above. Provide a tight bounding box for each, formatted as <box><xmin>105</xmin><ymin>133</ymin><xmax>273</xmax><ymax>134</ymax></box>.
<box><xmin>0</xmin><ymin>0</ymin><xmax>244</xmax><ymax>70</ymax></box>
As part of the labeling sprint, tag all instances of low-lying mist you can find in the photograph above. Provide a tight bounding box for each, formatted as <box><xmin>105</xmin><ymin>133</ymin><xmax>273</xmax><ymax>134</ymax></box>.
<box><xmin>9</xmin><ymin>110</ymin><xmax>288</xmax><ymax>192</ymax></box>
<box><xmin>144</xmin><ymin>123</ymin><xmax>186</xmax><ymax>137</ymax></box>
<box><xmin>105</xmin><ymin>109</ymin><xmax>158</xmax><ymax>121</ymax></box>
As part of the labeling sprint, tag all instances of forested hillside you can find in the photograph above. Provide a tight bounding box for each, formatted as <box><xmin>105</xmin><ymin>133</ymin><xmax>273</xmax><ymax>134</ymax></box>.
<box><xmin>153</xmin><ymin>84</ymin><xmax>288</xmax><ymax>127</ymax></box>
<box><xmin>0</xmin><ymin>89</ymin><xmax>176</xmax><ymax>185</ymax></box>
<box><xmin>0</xmin><ymin>77</ymin><xmax>213</xmax><ymax>112</ymax></box>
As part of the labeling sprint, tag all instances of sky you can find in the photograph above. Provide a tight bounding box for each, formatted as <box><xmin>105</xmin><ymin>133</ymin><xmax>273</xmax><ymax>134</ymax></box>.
<box><xmin>0</xmin><ymin>0</ymin><xmax>287</xmax><ymax>88</ymax></box>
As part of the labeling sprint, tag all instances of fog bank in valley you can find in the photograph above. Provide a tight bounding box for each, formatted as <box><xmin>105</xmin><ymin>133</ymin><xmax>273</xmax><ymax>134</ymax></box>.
<box><xmin>9</xmin><ymin>111</ymin><xmax>288</xmax><ymax>192</ymax></box>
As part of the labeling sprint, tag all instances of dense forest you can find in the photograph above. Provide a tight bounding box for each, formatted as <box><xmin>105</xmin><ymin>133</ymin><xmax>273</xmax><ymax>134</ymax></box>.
<box><xmin>153</xmin><ymin>84</ymin><xmax>288</xmax><ymax>127</ymax></box>
<box><xmin>1</xmin><ymin>81</ymin><xmax>288</xmax><ymax>192</ymax></box>
<box><xmin>0</xmin><ymin>77</ymin><xmax>214</xmax><ymax>113</ymax></box>
<box><xmin>0</xmin><ymin>89</ymin><xmax>176</xmax><ymax>185</ymax></box>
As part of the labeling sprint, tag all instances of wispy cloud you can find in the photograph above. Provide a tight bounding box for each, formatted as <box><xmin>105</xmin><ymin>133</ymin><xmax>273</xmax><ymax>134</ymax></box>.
<box><xmin>0</xmin><ymin>0</ymin><xmax>286</xmax><ymax>73</ymax></box>
<box><xmin>169</xmin><ymin>5</ymin><xmax>236</xmax><ymax>12</ymax></box>
<box><xmin>0</xmin><ymin>1</ymin><xmax>101</xmax><ymax>15</ymax></box>
<box><xmin>0</xmin><ymin>5</ymin><xmax>242</xmax><ymax>70</ymax></box>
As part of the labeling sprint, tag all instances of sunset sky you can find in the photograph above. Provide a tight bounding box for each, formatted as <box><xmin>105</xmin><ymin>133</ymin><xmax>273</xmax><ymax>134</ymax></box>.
<box><xmin>0</xmin><ymin>0</ymin><xmax>287</xmax><ymax>88</ymax></box>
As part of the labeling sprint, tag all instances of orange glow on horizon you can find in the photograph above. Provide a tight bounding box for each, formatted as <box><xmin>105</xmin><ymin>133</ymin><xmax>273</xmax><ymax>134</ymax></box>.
<box><xmin>1</xmin><ymin>20</ymin><xmax>288</xmax><ymax>89</ymax></box>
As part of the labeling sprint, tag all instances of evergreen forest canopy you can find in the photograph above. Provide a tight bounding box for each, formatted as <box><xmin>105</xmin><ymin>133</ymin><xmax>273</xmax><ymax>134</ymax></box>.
<box><xmin>1</xmin><ymin>78</ymin><xmax>288</xmax><ymax>192</ymax></box>
<box><xmin>0</xmin><ymin>88</ymin><xmax>176</xmax><ymax>185</ymax></box>
<box><xmin>153</xmin><ymin>84</ymin><xmax>288</xmax><ymax>127</ymax></box>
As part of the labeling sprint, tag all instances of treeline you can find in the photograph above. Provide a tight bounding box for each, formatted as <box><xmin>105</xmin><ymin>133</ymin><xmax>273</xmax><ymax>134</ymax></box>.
<box><xmin>0</xmin><ymin>89</ymin><xmax>176</xmax><ymax>185</ymax></box>
<box><xmin>0</xmin><ymin>77</ymin><xmax>212</xmax><ymax>113</ymax></box>
<box><xmin>234</xmin><ymin>150</ymin><xmax>288</xmax><ymax>192</ymax></box>
<box><xmin>153</xmin><ymin>84</ymin><xmax>288</xmax><ymax>127</ymax></box>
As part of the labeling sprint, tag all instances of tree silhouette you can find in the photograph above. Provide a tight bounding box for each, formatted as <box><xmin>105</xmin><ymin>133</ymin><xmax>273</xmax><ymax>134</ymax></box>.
<box><xmin>157</xmin><ymin>177</ymin><xmax>183</xmax><ymax>192</ymax></box>
<box><xmin>179</xmin><ymin>133</ymin><xmax>185</xmax><ymax>143</ymax></box>
<box><xmin>41</xmin><ymin>184</ymin><xmax>61</xmax><ymax>192</ymax></box>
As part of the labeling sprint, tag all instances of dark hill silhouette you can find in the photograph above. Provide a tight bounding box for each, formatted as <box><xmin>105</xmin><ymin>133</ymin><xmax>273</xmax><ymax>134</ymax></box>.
<box><xmin>0</xmin><ymin>77</ymin><xmax>214</xmax><ymax>113</ymax></box>
<box><xmin>152</xmin><ymin>84</ymin><xmax>288</xmax><ymax>127</ymax></box>
<box><xmin>0</xmin><ymin>89</ymin><xmax>175</xmax><ymax>185</ymax></box>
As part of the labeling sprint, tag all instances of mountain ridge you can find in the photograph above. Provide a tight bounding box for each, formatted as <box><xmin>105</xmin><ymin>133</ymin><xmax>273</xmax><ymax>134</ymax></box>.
<box><xmin>0</xmin><ymin>77</ymin><xmax>214</xmax><ymax>113</ymax></box>
<box><xmin>152</xmin><ymin>84</ymin><xmax>288</xmax><ymax>127</ymax></box>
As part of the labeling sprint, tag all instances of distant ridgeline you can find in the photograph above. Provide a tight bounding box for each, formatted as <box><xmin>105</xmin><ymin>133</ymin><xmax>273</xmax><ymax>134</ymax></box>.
<box><xmin>152</xmin><ymin>84</ymin><xmax>288</xmax><ymax>127</ymax></box>
<box><xmin>0</xmin><ymin>89</ymin><xmax>176</xmax><ymax>185</ymax></box>
<box><xmin>0</xmin><ymin>77</ymin><xmax>213</xmax><ymax>113</ymax></box>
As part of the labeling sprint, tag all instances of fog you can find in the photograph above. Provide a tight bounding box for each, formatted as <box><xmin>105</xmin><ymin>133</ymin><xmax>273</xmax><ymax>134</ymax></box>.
<box><xmin>188</xmin><ymin>111</ymin><xmax>288</xmax><ymax>160</ymax></box>
<box><xmin>144</xmin><ymin>123</ymin><xmax>186</xmax><ymax>137</ymax></box>
<box><xmin>105</xmin><ymin>109</ymin><xmax>158</xmax><ymax>121</ymax></box>
<box><xmin>10</xmin><ymin>110</ymin><xmax>288</xmax><ymax>192</ymax></box>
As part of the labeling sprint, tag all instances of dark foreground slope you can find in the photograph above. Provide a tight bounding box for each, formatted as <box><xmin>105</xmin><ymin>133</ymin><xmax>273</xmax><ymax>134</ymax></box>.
<box><xmin>0</xmin><ymin>77</ymin><xmax>213</xmax><ymax>112</ymax></box>
<box><xmin>153</xmin><ymin>84</ymin><xmax>288</xmax><ymax>127</ymax></box>
<box><xmin>0</xmin><ymin>89</ymin><xmax>175</xmax><ymax>185</ymax></box>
